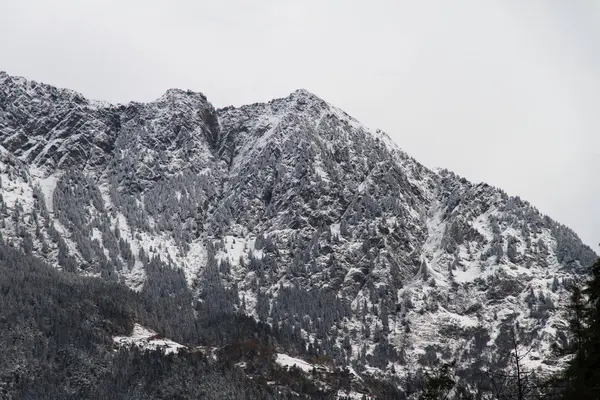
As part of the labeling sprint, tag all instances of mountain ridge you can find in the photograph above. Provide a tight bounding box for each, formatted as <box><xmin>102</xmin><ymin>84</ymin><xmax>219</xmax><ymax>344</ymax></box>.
<box><xmin>0</xmin><ymin>71</ymin><xmax>596</xmax><ymax>393</ymax></box>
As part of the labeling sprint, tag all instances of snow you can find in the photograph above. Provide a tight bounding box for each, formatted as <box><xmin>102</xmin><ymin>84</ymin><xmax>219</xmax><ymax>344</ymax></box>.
<box><xmin>472</xmin><ymin>209</ymin><xmax>496</xmax><ymax>242</ymax></box>
<box><xmin>443</xmin><ymin>311</ymin><xmax>479</xmax><ymax>328</ymax></box>
<box><xmin>229</xmin><ymin>114</ymin><xmax>282</xmax><ymax>178</ymax></box>
<box><xmin>183</xmin><ymin>240</ymin><xmax>207</xmax><ymax>286</ymax></box>
<box><xmin>357</xmin><ymin>178</ymin><xmax>369</xmax><ymax>193</ymax></box>
<box><xmin>19</xmin><ymin>140</ymin><xmax>42</xmax><ymax>160</ymax></box>
<box><xmin>337</xmin><ymin>390</ymin><xmax>367</xmax><ymax>400</ymax></box>
<box><xmin>98</xmin><ymin>184</ymin><xmax>147</xmax><ymax>290</ymax></box>
<box><xmin>91</xmin><ymin>227</ymin><xmax>102</xmax><ymax>242</ymax></box>
<box><xmin>344</xmin><ymin>268</ymin><xmax>365</xmax><ymax>283</ymax></box>
<box><xmin>328</xmin><ymin>99</ymin><xmax>404</xmax><ymax>160</ymax></box>
<box><xmin>314</xmin><ymin>163</ymin><xmax>328</xmax><ymax>181</ymax></box>
<box><xmin>115</xmin><ymin>211</ymin><xmax>146</xmax><ymax>290</ymax></box>
<box><xmin>276</xmin><ymin>353</ymin><xmax>316</xmax><ymax>373</ymax></box>
<box><xmin>313</xmin><ymin>152</ymin><xmax>330</xmax><ymax>181</ymax></box>
<box><xmin>409</xmin><ymin>195</ymin><xmax>452</xmax><ymax>287</ymax></box>
<box><xmin>330</xmin><ymin>223</ymin><xmax>341</xmax><ymax>237</ymax></box>
<box><xmin>88</xmin><ymin>98</ymin><xmax>112</xmax><ymax>109</ymax></box>
<box><xmin>113</xmin><ymin>324</ymin><xmax>185</xmax><ymax>354</ymax></box>
<box><xmin>0</xmin><ymin>173</ymin><xmax>34</xmax><ymax>212</ymax></box>
<box><xmin>453</xmin><ymin>262</ymin><xmax>483</xmax><ymax>283</ymax></box>
<box><xmin>33</xmin><ymin>171</ymin><xmax>59</xmax><ymax>212</ymax></box>
<box><xmin>421</xmin><ymin>196</ymin><xmax>447</xmax><ymax>263</ymax></box>
<box><xmin>347</xmin><ymin>365</ymin><xmax>364</xmax><ymax>382</ymax></box>
<box><xmin>221</xmin><ymin>235</ymin><xmax>248</xmax><ymax>265</ymax></box>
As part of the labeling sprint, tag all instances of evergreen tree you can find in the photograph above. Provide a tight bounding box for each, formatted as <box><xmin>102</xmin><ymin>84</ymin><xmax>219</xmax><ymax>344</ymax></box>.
<box><xmin>419</xmin><ymin>361</ymin><xmax>473</xmax><ymax>400</ymax></box>
<box><xmin>560</xmin><ymin>257</ymin><xmax>600</xmax><ymax>399</ymax></box>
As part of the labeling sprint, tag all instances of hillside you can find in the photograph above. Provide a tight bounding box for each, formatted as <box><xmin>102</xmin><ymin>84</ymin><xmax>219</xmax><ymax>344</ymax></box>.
<box><xmin>0</xmin><ymin>71</ymin><xmax>596</xmax><ymax>398</ymax></box>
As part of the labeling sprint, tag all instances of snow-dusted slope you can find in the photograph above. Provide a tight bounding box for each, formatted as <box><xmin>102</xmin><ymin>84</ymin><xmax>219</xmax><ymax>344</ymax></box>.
<box><xmin>0</xmin><ymin>71</ymin><xmax>595</xmax><ymax>384</ymax></box>
<box><xmin>113</xmin><ymin>324</ymin><xmax>186</xmax><ymax>354</ymax></box>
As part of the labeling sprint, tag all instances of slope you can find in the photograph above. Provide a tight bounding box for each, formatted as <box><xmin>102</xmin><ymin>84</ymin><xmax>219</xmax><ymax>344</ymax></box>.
<box><xmin>0</xmin><ymin>71</ymin><xmax>596</xmax><ymax>389</ymax></box>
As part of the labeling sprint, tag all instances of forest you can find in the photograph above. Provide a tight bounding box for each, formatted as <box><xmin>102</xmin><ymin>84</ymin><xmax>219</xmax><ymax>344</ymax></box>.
<box><xmin>1</xmin><ymin>232</ymin><xmax>598</xmax><ymax>399</ymax></box>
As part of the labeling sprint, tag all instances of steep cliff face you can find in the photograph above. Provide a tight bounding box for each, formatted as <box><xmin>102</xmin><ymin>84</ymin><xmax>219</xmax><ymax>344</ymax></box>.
<box><xmin>0</xmin><ymin>71</ymin><xmax>120</xmax><ymax>172</ymax></box>
<box><xmin>0</xmin><ymin>72</ymin><xmax>595</xmax><ymax>384</ymax></box>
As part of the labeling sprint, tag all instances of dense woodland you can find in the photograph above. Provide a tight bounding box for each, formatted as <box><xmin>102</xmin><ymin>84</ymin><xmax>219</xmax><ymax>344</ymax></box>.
<box><xmin>0</xmin><ymin>242</ymin><xmax>275</xmax><ymax>399</ymax></box>
<box><xmin>0</xmin><ymin>234</ymin><xmax>598</xmax><ymax>399</ymax></box>
<box><xmin>0</xmin><ymin>241</ymin><xmax>406</xmax><ymax>399</ymax></box>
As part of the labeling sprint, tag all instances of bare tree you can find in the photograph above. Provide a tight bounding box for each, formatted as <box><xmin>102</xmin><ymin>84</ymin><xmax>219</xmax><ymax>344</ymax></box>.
<box><xmin>480</xmin><ymin>325</ymin><xmax>537</xmax><ymax>400</ymax></box>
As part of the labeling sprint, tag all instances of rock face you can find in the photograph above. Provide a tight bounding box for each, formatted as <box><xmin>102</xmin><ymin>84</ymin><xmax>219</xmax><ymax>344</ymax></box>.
<box><xmin>0</xmin><ymin>71</ymin><xmax>595</xmax><ymax>381</ymax></box>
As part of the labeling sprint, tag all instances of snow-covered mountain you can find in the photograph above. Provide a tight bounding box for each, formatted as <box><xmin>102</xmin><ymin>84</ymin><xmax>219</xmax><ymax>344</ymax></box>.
<box><xmin>0</xmin><ymin>71</ymin><xmax>595</xmax><ymax>387</ymax></box>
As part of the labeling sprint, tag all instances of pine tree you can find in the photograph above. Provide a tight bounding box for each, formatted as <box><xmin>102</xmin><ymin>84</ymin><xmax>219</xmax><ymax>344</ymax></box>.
<box><xmin>419</xmin><ymin>361</ymin><xmax>473</xmax><ymax>400</ymax></box>
<box><xmin>560</xmin><ymin>257</ymin><xmax>600</xmax><ymax>399</ymax></box>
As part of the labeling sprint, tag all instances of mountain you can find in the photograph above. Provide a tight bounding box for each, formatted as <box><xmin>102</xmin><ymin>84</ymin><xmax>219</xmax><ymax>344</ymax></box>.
<box><xmin>0</xmin><ymin>71</ymin><xmax>596</xmax><ymax>398</ymax></box>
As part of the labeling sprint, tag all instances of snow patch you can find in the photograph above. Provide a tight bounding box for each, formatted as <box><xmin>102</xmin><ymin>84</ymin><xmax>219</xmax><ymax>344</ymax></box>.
<box><xmin>330</xmin><ymin>223</ymin><xmax>341</xmax><ymax>237</ymax></box>
<box><xmin>443</xmin><ymin>311</ymin><xmax>479</xmax><ymax>328</ymax></box>
<box><xmin>35</xmin><ymin>173</ymin><xmax>59</xmax><ymax>212</ymax></box>
<box><xmin>337</xmin><ymin>390</ymin><xmax>367</xmax><ymax>400</ymax></box>
<box><xmin>276</xmin><ymin>353</ymin><xmax>316</xmax><ymax>373</ymax></box>
<box><xmin>182</xmin><ymin>239</ymin><xmax>207</xmax><ymax>286</ymax></box>
<box><xmin>113</xmin><ymin>324</ymin><xmax>185</xmax><ymax>354</ymax></box>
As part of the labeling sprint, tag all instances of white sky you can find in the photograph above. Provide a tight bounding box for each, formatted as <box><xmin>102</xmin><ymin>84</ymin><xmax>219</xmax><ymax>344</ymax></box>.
<box><xmin>1</xmin><ymin>0</ymin><xmax>598</xmax><ymax>249</ymax></box>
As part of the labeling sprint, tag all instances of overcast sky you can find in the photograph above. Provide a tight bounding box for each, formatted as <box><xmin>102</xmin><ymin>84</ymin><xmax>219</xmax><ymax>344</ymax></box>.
<box><xmin>1</xmin><ymin>0</ymin><xmax>598</xmax><ymax>249</ymax></box>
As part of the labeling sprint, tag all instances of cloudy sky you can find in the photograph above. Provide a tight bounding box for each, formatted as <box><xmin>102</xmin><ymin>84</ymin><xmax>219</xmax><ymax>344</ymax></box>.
<box><xmin>1</xmin><ymin>1</ymin><xmax>598</xmax><ymax>249</ymax></box>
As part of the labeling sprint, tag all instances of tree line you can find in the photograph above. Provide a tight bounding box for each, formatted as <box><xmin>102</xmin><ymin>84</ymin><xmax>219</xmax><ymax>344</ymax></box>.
<box><xmin>415</xmin><ymin>254</ymin><xmax>600</xmax><ymax>399</ymax></box>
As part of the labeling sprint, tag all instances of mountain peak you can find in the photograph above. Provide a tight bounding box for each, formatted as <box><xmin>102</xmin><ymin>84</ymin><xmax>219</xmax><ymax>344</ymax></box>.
<box><xmin>289</xmin><ymin>88</ymin><xmax>317</xmax><ymax>97</ymax></box>
<box><xmin>0</xmin><ymin>71</ymin><xmax>29</xmax><ymax>89</ymax></box>
<box><xmin>286</xmin><ymin>88</ymin><xmax>324</xmax><ymax>104</ymax></box>
<box><xmin>156</xmin><ymin>88</ymin><xmax>208</xmax><ymax>103</ymax></box>
<box><xmin>0</xmin><ymin>72</ymin><xmax>596</xmax><ymax>395</ymax></box>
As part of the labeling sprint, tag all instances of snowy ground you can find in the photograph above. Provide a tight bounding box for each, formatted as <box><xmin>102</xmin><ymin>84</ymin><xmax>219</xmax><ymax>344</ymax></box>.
<box><xmin>113</xmin><ymin>324</ymin><xmax>186</xmax><ymax>354</ymax></box>
<box><xmin>275</xmin><ymin>353</ymin><xmax>316</xmax><ymax>372</ymax></box>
